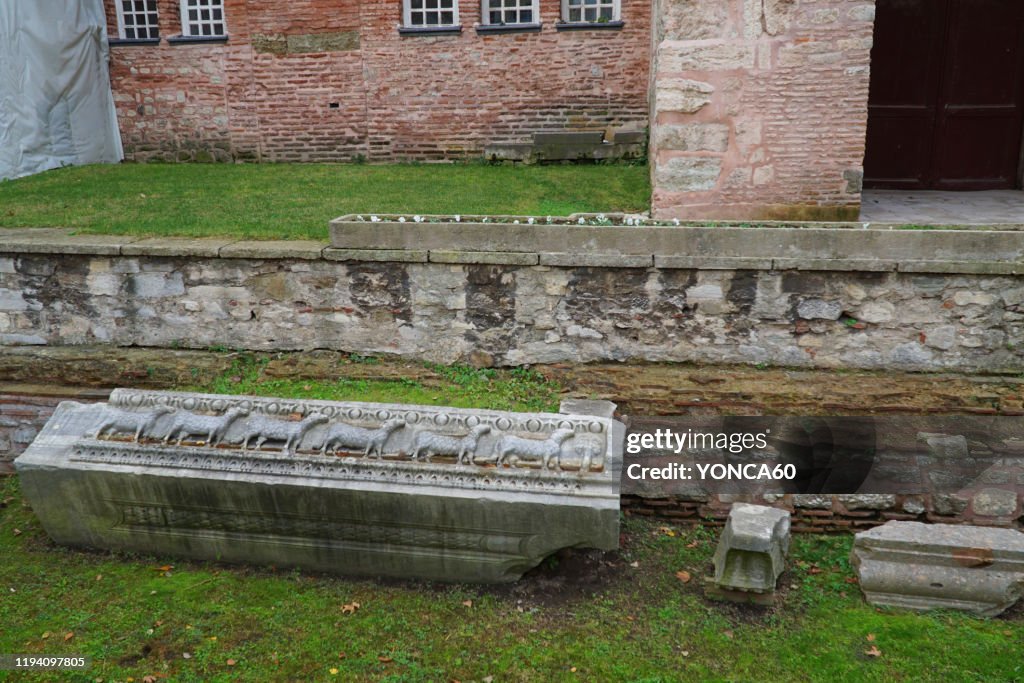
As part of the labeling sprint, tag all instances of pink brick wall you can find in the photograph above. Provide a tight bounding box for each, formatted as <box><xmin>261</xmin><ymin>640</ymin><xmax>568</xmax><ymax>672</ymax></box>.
<box><xmin>649</xmin><ymin>0</ymin><xmax>875</xmax><ymax>220</ymax></box>
<box><xmin>105</xmin><ymin>0</ymin><xmax>650</xmax><ymax>162</ymax></box>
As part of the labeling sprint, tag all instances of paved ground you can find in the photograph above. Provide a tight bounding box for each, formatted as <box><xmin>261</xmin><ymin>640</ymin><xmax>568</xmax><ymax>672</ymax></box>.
<box><xmin>860</xmin><ymin>189</ymin><xmax>1024</xmax><ymax>225</ymax></box>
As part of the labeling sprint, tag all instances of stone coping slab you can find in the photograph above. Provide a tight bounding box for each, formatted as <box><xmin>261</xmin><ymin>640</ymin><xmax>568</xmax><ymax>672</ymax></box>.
<box><xmin>852</xmin><ymin>521</ymin><xmax>1024</xmax><ymax>616</ymax></box>
<box><xmin>15</xmin><ymin>390</ymin><xmax>624</xmax><ymax>583</ymax></box>
<box><xmin>1</xmin><ymin>221</ymin><xmax>1022</xmax><ymax>274</ymax></box>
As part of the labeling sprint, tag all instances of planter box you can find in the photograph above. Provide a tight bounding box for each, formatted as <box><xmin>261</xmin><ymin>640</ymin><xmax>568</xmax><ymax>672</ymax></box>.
<box><xmin>16</xmin><ymin>390</ymin><xmax>623</xmax><ymax>583</ymax></box>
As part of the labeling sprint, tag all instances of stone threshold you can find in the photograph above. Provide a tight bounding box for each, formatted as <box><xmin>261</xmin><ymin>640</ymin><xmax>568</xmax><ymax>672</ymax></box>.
<box><xmin>2</xmin><ymin>224</ymin><xmax>1024</xmax><ymax>275</ymax></box>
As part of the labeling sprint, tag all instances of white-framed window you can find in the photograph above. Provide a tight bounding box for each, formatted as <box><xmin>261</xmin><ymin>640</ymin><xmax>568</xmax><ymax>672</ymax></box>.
<box><xmin>180</xmin><ymin>0</ymin><xmax>227</xmax><ymax>37</ymax></box>
<box><xmin>482</xmin><ymin>0</ymin><xmax>537</xmax><ymax>25</ymax></box>
<box><xmin>115</xmin><ymin>0</ymin><xmax>160</xmax><ymax>39</ymax></box>
<box><xmin>562</xmin><ymin>0</ymin><xmax>619</xmax><ymax>23</ymax></box>
<box><xmin>403</xmin><ymin>0</ymin><xmax>459</xmax><ymax>27</ymax></box>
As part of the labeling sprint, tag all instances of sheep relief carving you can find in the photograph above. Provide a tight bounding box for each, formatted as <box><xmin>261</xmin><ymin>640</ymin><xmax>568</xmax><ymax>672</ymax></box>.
<box><xmin>89</xmin><ymin>397</ymin><xmax>608</xmax><ymax>473</ymax></box>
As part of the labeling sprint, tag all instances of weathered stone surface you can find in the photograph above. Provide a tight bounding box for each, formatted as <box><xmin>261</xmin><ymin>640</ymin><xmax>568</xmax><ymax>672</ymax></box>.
<box><xmin>712</xmin><ymin>503</ymin><xmax>790</xmax><ymax>593</ymax></box>
<box><xmin>654</xmin><ymin>123</ymin><xmax>730</xmax><ymax>152</ymax></box>
<box><xmin>654</xmin><ymin>79</ymin><xmax>715</xmax><ymax>114</ymax></box>
<box><xmin>852</xmin><ymin>521</ymin><xmax>1024</xmax><ymax>616</ymax></box>
<box><xmin>973</xmin><ymin>488</ymin><xmax>1019</xmax><ymax>518</ymax></box>
<box><xmin>796</xmin><ymin>298</ymin><xmax>842</xmax><ymax>320</ymax></box>
<box><xmin>654</xmin><ymin>157</ymin><xmax>722</xmax><ymax>192</ymax></box>
<box><xmin>658</xmin><ymin>41</ymin><xmax>757</xmax><ymax>72</ymax></box>
<box><xmin>837</xmin><ymin>494</ymin><xmax>896</xmax><ymax>511</ymax></box>
<box><xmin>16</xmin><ymin>390</ymin><xmax>623</xmax><ymax>583</ymax></box>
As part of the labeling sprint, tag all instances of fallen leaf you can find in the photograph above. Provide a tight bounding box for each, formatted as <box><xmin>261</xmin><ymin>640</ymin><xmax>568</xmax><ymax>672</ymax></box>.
<box><xmin>154</xmin><ymin>565</ymin><xmax>173</xmax><ymax>572</ymax></box>
<box><xmin>685</xmin><ymin>540</ymin><xmax>699</xmax><ymax>548</ymax></box>
<box><xmin>723</xmin><ymin>630</ymin><xmax>733</xmax><ymax>640</ymax></box>
<box><xmin>378</xmin><ymin>656</ymin><xmax>393</xmax><ymax>663</ymax></box>
<box><xmin>64</xmin><ymin>632</ymin><xmax>74</xmax><ymax>641</ymax></box>
<box><xmin>808</xmin><ymin>567</ymin><xmax>823</xmax><ymax>575</ymax></box>
<box><xmin>226</xmin><ymin>659</ymin><xmax>236</xmax><ymax>666</ymax></box>
<box><xmin>329</xmin><ymin>668</ymin><xmax>339</xmax><ymax>675</ymax></box>
<box><xmin>143</xmin><ymin>676</ymin><xmax>157</xmax><ymax>683</ymax></box>
<box><xmin>675</xmin><ymin>570</ymin><xmax>692</xmax><ymax>584</ymax></box>
<box><xmin>95</xmin><ymin>575</ymin><xmax>103</xmax><ymax>582</ymax></box>
<box><xmin>866</xmin><ymin>633</ymin><xmax>875</xmax><ymax>642</ymax></box>
<box><xmin>629</xmin><ymin>561</ymin><xmax>639</xmax><ymax>568</ymax></box>
<box><xmin>570</xmin><ymin>666</ymin><xmax>578</xmax><ymax>672</ymax></box>
<box><xmin>845</xmin><ymin>577</ymin><xmax>859</xmax><ymax>584</ymax></box>
<box><xmin>182</xmin><ymin>653</ymin><xmax>191</xmax><ymax>660</ymax></box>
<box><xmin>338</xmin><ymin>653</ymin><xmax>346</xmax><ymax>659</ymax></box>
<box><xmin>41</xmin><ymin>631</ymin><xmax>51</xmax><ymax>640</ymax></box>
<box><xmin>12</xmin><ymin>529</ymin><xmax>21</xmax><ymax>536</ymax></box>
<box><xmin>341</xmin><ymin>602</ymin><xmax>361</xmax><ymax>614</ymax></box>
<box><xmin>462</xmin><ymin>600</ymin><xmax>473</xmax><ymax>608</ymax></box>
<box><xmin>864</xmin><ymin>645</ymin><xmax>882</xmax><ymax>658</ymax></box>
<box><xmin>657</xmin><ymin>526</ymin><xmax>676</xmax><ymax>537</ymax></box>
<box><xmin>209</xmin><ymin>636</ymin><xmax>218</xmax><ymax>641</ymax></box>
<box><xmin>681</xmin><ymin>650</ymin><xmax>690</xmax><ymax>657</ymax></box>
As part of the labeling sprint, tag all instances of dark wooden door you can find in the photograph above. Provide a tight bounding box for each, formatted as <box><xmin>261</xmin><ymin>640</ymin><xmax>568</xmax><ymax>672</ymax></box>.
<box><xmin>864</xmin><ymin>0</ymin><xmax>1024</xmax><ymax>190</ymax></box>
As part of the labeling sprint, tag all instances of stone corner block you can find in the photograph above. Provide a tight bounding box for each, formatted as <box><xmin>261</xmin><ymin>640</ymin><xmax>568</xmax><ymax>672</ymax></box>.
<box><xmin>712</xmin><ymin>503</ymin><xmax>791</xmax><ymax>593</ymax></box>
<box><xmin>852</xmin><ymin>521</ymin><xmax>1024</xmax><ymax>616</ymax></box>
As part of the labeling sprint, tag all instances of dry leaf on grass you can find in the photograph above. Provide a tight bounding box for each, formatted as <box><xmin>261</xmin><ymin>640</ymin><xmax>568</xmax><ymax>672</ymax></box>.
<box><xmin>864</xmin><ymin>645</ymin><xmax>882</xmax><ymax>658</ymax></box>
<box><xmin>341</xmin><ymin>602</ymin><xmax>361</xmax><ymax>614</ymax></box>
<box><xmin>64</xmin><ymin>632</ymin><xmax>74</xmax><ymax>641</ymax></box>
<box><xmin>866</xmin><ymin>633</ymin><xmax>876</xmax><ymax>642</ymax></box>
<box><xmin>675</xmin><ymin>570</ymin><xmax>692</xmax><ymax>584</ymax></box>
<box><xmin>462</xmin><ymin>600</ymin><xmax>473</xmax><ymax>608</ymax></box>
<box><xmin>378</xmin><ymin>656</ymin><xmax>393</xmax><ymax>663</ymax></box>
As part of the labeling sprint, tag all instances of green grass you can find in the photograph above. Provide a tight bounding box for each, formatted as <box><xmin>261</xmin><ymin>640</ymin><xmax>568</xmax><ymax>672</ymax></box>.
<box><xmin>0</xmin><ymin>162</ymin><xmax>651</xmax><ymax>239</ymax></box>
<box><xmin>1</xmin><ymin>479</ymin><xmax>1020</xmax><ymax>683</ymax></box>
<box><xmin>2</xmin><ymin>369</ymin><xmax>1020</xmax><ymax>681</ymax></box>
<box><xmin>184</xmin><ymin>353</ymin><xmax>562</xmax><ymax>413</ymax></box>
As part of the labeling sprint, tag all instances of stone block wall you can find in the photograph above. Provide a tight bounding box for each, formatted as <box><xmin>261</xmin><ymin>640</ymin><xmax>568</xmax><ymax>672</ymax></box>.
<box><xmin>649</xmin><ymin>0</ymin><xmax>876</xmax><ymax>220</ymax></box>
<box><xmin>103</xmin><ymin>0</ymin><xmax>650</xmax><ymax>162</ymax></box>
<box><xmin>1</xmin><ymin>246</ymin><xmax>1023</xmax><ymax>373</ymax></box>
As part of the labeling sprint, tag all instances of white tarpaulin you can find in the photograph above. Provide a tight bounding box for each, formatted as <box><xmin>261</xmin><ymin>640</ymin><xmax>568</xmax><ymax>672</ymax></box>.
<box><xmin>0</xmin><ymin>0</ymin><xmax>122</xmax><ymax>180</ymax></box>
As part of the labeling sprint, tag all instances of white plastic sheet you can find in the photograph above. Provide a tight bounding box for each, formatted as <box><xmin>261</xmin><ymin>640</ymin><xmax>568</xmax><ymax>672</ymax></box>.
<box><xmin>0</xmin><ymin>0</ymin><xmax>122</xmax><ymax>181</ymax></box>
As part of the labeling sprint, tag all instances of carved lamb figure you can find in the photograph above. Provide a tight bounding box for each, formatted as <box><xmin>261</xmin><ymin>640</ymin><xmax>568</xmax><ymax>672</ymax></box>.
<box><xmin>410</xmin><ymin>424</ymin><xmax>491</xmax><ymax>464</ymax></box>
<box><xmin>162</xmin><ymin>407</ymin><xmax>249</xmax><ymax>447</ymax></box>
<box><xmin>320</xmin><ymin>418</ymin><xmax>406</xmax><ymax>457</ymax></box>
<box><xmin>494</xmin><ymin>428</ymin><xmax>575</xmax><ymax>470</ymax></box>
<box><xmin>93</xmin><ymin>405</ymin><xmax>174</xmax><ymax>441</ymax></box>
<box><xmin>237</xmin><ymin>412</ymin><xmax>329</xmax><ymax>454</ymax></box>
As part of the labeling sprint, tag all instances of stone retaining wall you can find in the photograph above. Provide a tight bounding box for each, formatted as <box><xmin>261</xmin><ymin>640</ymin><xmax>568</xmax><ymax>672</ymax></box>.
<box><xmin>1</xmin><ymin>228</ymin><xmax>1023</xmax><ymax>373</ymax></box>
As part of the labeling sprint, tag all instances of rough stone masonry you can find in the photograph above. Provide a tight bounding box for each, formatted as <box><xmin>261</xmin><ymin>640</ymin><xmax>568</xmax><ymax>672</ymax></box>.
<box><xmin>2</xmin><ymin>248</ymin><xmax>1023</xmax><ymax>374</ymax></box>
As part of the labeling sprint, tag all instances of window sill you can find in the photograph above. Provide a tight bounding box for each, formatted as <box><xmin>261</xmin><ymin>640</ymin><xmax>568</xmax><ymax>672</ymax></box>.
<box><xmin>167</xmin><ymin>34</ymin><xmax>229</xmax><ymax>44</ymax></box>
<box><xmin>555</xmin><ymin>20</ymin><xmax>624</xmax><ymax>31</ymax></box>
<box><xmin>108</xmin><ymin>37</ymin><xmax>162</xmax><ymax>46</ymax></box>
<box><xmin>475</xmin><ymin>23</ymin><xmax>542</xmax><ymax>35</ymax></box>
<box><xmin>398</xmin><ymin>25</ymin><xmax>463</xmax><ymax>36</ymax></box>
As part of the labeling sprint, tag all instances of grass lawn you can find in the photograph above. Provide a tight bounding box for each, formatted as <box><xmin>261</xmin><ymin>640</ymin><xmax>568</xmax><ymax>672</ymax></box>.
<box><xmin>1</xmin><ymin>475</ymin><xmax>1020</xmax><ymax>683</ymax></box>
<box><xmin>0</xmin><ymin>163</ymin><xmax>651</xmax><ymax>240</ymax></box>
<box><xmin>1</xmin><ymin>366</ymin><xmax>1021</xmax><ymax>681</ymax></box>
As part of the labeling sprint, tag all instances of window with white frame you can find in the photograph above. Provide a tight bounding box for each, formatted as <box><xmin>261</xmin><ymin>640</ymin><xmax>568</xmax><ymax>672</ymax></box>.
<box><xmin>562</xmin><ymin>0</ymin><xmax>619</xmax><ymax>23</ymax></box>
<box><xmin>180</xmin><ymin>0</ymin><xmax>227</xmax><ymax>37</ymax></box>
<box><xmin>404</xmin><ymin>0</ymin><xmax>459</xmax><ymax>27</ymax></box>
<box><xmin>116</xmin><ymin>0</ymin><xmax>160</xmax><ymax>40</ymax></box>
<box><xmin>483</xmin><ymin>0</ymin><xmax>537</xmax><ymax>25</ymax></box>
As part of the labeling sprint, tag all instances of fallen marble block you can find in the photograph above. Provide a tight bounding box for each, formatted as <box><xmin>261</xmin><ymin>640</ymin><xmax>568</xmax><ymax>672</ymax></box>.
<box><xmin>15</xmin><ymin>390</ymin><xmax>623</xmax><ymax>583</ymax></box>
<box><xmin>852</xmin><ymin>521</ymin><xmax>1024</xmax><ymax>616</ymax></box>
<box><xmin>710</xmin><ymin>503</ymin><xmax>791</xmax><ymax>597</ymax></box>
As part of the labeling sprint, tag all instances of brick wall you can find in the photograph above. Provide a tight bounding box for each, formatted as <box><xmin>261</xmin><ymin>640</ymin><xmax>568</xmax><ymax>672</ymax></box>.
<box><xmin>649</xmin><ymin>0</ymin><xmax>875</xmax><ymax>220</ymax></box>
<box><xmin>105</xmin><ymin>0</ymin><xmax>650</xmax><ymax>162</ymax></box>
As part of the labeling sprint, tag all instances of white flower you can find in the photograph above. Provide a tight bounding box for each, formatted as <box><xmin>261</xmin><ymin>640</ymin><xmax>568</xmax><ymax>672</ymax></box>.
<box><xmin>514</xmin><ymin>220</ymin><xmax>520</xmax><ymax>224</ymax></box>
<box><xmin>547</xmin><ymin>216</ymin><xmax>553</xmax><ymax>224</ymax></box>
<box><xmin>577</xmin><ymin>217</ymin><xmax>585</xmax><ymax>224</ymax></box>
<box><xmin>454</xmin><ymin>215</ymin><xmax>461</xmax><ymax>222</ymax></box>
<box><xmin>527</xmin><ymin>217</ymin><xmax>535</xmax><ymax>225</ymax></box>
<box><xmin>626</xmin><ymin>218</ymin><xmax>634</xmax><ymax>226</ymax></box>
<box><xmin>413</xmin><ymin>215</ymin><xmax>423</xmax><ymax>223</ymax></box>
<box><xmin>356</xmin><ymin>215</ymin><xmax>364</xmax><ymax>221</ymax></box>
<box><xmin>370</xmin><ymin>215</ymin><xmax>381</xmax><ymax>222</ymax></box>
<box><xmin>673</xmin><ymin>218</ymin><xmax>681</xmax><ymax>226</ymax></box>
<box><xmin>398</xmin><ymin>217</ymin><xmax>406</xmax><ymax>223</ymax></box>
